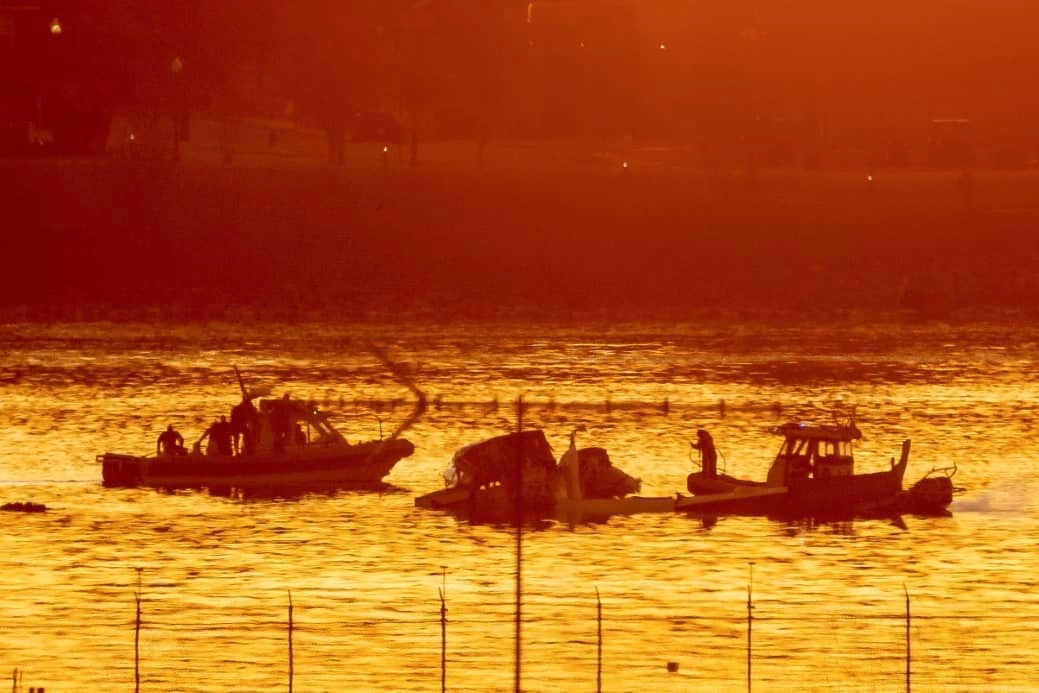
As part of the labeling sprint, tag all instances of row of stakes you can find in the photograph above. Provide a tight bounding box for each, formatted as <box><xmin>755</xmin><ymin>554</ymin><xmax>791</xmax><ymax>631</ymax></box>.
<box><xmin>9</xmin><ymin>670</ymin><xmax>43</xmax><ymax>693</ymax></box>
<box><xmin>38</xmin><ymin>566</ymin><xmax>909</xmax><ymax>693</ymax></box>
<box><xmin>311</xmin><ymin>395</ymin><xmax>783</xmax><ymax>418</ymax></box>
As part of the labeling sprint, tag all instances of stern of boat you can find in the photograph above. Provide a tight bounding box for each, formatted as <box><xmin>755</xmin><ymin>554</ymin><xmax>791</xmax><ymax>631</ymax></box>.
<box><xmin>901</xmin><ymin>461</ymin><xmax>958</xmax><ymax>514</ymax></box>
<box><xmin>687</xmin><ymin>472</ymin><xmax>735</xmax><ymax>495</ymax></box>
<box><xmin>98</xmin><ymin>453</ymin><xmax>147</xmax><ymax>486</ymax></box>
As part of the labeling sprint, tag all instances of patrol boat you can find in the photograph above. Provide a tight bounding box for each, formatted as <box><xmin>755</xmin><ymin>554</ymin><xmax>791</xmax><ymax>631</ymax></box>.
<box><xmin>676</xmin><ymin>409</ymin><xmax>955</xmax><ymax>518</ymax></box>
<box><xmin>98</xmin><ymin>366</ymin><xmax>419</xmax><ymax>489</ymax></box>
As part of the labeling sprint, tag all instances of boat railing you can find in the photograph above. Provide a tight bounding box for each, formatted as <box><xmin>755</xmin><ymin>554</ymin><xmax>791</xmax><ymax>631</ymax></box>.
<box><xmin>918</xmin><ymin>461</ymin><xmax>964</xmax><ymax>492</ymax></box>
<box><xmin>833</xmin><ymin>410</ymin><xmax>856</xmax><ymax>428</ymax></box>
<box><xmin>688</xmin><ymin>444</ymin><xmax>727</xmax><ymax>476</ymax></box>
<box><xmin>920</xmin><ymin>461</ymin><xmax>964</xmax><ymax>494</ymax></box>
<box><xmin>97</xmin><ymin>452</ymin><xmax>140</xmax><ymax>464</ymax></box>
<box><xmin>922</xmin><ymin>461</ymin><xmax>957</xmax><ymax>480</ymax></box>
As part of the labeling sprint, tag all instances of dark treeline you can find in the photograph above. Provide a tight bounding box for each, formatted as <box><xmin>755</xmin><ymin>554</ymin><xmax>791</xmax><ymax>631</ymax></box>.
<box><xmin>6</xmin><ymin>1</ymin><xmax>1039</xmax><ymax>163</ymax></box>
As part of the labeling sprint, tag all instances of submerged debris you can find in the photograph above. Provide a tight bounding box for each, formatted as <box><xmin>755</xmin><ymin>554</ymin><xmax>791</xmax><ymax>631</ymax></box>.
<box><xmin>1</xmin><ymin>502</ymin><xmax>47</xmax><ymax>513</ymax></box>
<box><xmin>416</xmin><ymin>430</ymin><xmax>642</xmax><ymax>512</ymax></box>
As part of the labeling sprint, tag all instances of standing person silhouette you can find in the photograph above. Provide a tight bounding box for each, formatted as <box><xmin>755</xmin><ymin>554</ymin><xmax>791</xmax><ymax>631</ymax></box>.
<box><xmin>231</xmin><ymin>396</ymin><xmax>258</xmax><ymax>455</ymax></box>
<box><xmin>200</xmin><ymin>416</ymin><xmax>234</xmax><ymax>456</ymax></box>
<box><xmin>157</xmin><ymin>425</ymin><xmax>185</xmax><ymax>456</ymax></box>
<box><xmin>692</xmin><ymin>429</ymin><xmax>718</xmax><ymax>478</ymax></box>
<box><xmin>271</xmin><ymin>393</ymin><xmax>293</xmax><ymax>453</ymax></box>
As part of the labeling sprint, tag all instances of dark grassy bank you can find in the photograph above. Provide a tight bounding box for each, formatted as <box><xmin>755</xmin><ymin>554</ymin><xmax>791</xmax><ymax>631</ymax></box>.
<box><xmin>4</xmin><ymin>157</ymin><xmax>1039</xmax><ymax>322</ymax></box>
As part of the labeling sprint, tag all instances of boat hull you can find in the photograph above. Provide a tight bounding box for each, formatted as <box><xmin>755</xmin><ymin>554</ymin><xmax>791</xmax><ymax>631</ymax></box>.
<box><xmin>675</xmin><ymin>486</ymin><xmax>791</xmax><ymax>516</ymax></box>
<box><xmin>682</xmin><ymin>464</ymin><xmax>908</xmax><ymax>518</ymax></box>
<box><xmin>99</xmin><ymin>439</ymin><xmax>414</xmax><ymax>488</ymax></box>
<box><xmin>687</xmin><ymin>473</ymin><xmax>765</xmax><ymax>495</ymax></box>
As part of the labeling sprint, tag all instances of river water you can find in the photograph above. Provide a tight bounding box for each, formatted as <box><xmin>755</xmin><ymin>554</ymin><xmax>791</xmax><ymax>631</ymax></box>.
<box><xmin>1</xmin><ymin>319</ymin><xmax>1037</xmax><ymax>692</ymax></box>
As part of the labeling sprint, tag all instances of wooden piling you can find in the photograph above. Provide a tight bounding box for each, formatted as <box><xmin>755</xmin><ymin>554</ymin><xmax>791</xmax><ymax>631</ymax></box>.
<box><xmin>288</xmin><ymin>590</ymin><xmax>294</xmax><ymax>693</ymax></box>
<box><xmin>439</xmin><ymin>587</ymin><xmax>447</xmax><ymax>693</ymax></box>
<box><xmin>596</xmin><ymin>587</ymin><xmax>602</xmax><ymax>693</ymax></box>
<box><xmin>513</xmin><ymin>395</ymin><xmax>525</xmax><ymax>693</ymax></box>
<box><xmin>134</xmin><ymin>568</ymin><xmax>142</xmax><ymax>693</ymax></box>
<box><xmin>904</xmin><ymin>584</ymin><xmax>910</xmax><ymax>693</ymax></box>
<box><xmin>747</xmin><ymin>563</ymin><xmax>754</xmax><ymax>693</ymax></box>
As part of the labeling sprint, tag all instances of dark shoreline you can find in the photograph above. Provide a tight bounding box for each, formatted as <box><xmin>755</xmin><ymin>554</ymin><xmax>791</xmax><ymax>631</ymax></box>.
<box><xmin>6</xmin><ymin>158</ymin><xmax>1039</xmax><ymax>323</ymax></box>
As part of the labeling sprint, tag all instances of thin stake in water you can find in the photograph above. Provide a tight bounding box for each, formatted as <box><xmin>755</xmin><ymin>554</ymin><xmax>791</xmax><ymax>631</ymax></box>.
<box><xmin>596</xmin><ymin>587</ymin><xmax>602</xmax><ymax>693</ymax></box>
<box><xmin>904</xmin><ymin>584</ymin><xmax>911</xmax><ymax>693</ymax></box>
<box><xmin>439</xmin><ymin>586</ymin><xmax>447</xmax><ymax>693</ymax></box>
<box><xmin>134</xmin><ymin>567</ymin><xmax>142</xmax><ymax>693</ymax></box>
<box><xmin>747</xmin><ymin>562</ymin><xmax>754</xmax><ymax>693</ymax></box>
<box><xmin>288</xmin><ymin>590</ymin><xmax>294</xmax><ymax>693</ymax></box>
<box><xmin>514</xmin><ymin>395</ymin><xmax>525</xmax><ymax>693</ymax></box>
<box><xmin>440</xmin><ymin>564</ymin><xmax>448</xmax><ymax>693</ymax></box>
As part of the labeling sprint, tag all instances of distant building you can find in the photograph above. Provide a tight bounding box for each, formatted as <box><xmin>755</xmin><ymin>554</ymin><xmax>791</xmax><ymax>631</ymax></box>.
<box><xmin>0</xmin><ymin>0</ymin><xmax>110</xmax><ymax>154</ymax></box>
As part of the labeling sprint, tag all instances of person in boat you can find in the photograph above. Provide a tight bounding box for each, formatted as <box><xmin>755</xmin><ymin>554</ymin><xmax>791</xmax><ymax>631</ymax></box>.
<box><xmin>216</xmin><ymin>416</ymin><xmax>235</xmax><ymax>455</ymax></box>
<box><xmin>691</xmin><ymin>428</ymin><xmax>718</xmax><ymax>478</ymax></box>
<box><xmin>196</xmin><ymin>419</ymin><xmax>219</xmax><ymax>455</ymax></box>
<box><xmin>157</xmin><ymin>425</ymin><xmax>185</xmax><ymax>456</ymax></box>
<box><xmin>271</xmin><ymin>393</ymin><xmax>293</xmax><ymax>452</ymax></box>
<box><xmin>230</xmin><ymin>396</ymin><xmax>259</xmax><ymax>456</ymax></box>
<box><xmin>199</xmin><ymin>416</ymin><xmax>234</xmax><ymax>456</ymax></box>
<box><xmin>294</xmin><ymin>422</ymin><xmax>307</xmax><ymax>447</ymax></box>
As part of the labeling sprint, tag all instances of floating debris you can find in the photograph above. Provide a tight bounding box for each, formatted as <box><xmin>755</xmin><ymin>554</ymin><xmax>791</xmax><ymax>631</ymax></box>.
<box><xmin>1</xmin><ymin>502</ymin><xmax>47</xmax><ymax>513</ymax></box>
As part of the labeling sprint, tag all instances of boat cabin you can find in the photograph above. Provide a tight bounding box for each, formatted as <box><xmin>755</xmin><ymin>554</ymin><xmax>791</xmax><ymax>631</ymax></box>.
<box><xmin>245</xmin><ymin>397</ymin><xmax>347</xmax><ymax>454</ymax></box>
<box><xmin>765</xmin><ymin>422</ymin><xmax>861</xmax><ymax>486</ymax></box>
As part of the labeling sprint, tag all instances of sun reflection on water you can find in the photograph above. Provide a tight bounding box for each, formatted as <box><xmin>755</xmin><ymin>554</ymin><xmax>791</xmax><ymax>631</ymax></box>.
<box><xmin>1</xmin><ymin>320</ymin><xmax>1038</xmax><ymax>690</ymax></box>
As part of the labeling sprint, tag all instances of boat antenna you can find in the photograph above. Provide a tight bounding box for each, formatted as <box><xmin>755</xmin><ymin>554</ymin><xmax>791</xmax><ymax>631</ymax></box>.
<box><xmin>233</xmin><ymin>364</ymin><xmax>248</xmax><ymax>400</ymax></box>
<box><xmin>366</xmin><ymin>341</ymin><xmax>427</xmax><ymax>442</ymax></box>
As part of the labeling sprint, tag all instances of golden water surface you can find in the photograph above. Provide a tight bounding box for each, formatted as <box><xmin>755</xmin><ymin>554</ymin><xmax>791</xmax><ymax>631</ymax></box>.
<box><xmin>1</xmin><ymin>320</ymin><xmax>1037</xmax><ymax>691</ymax></box>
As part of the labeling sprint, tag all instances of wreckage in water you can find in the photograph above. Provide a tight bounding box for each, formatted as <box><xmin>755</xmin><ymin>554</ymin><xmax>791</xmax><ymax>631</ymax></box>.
<box><xmin>414</xmin><ymin>430</ymin><xmax>667</xmax><ymax>520</ymax></box>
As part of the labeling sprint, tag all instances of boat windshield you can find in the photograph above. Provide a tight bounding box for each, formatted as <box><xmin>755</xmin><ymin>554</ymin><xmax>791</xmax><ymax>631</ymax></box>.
<box><xmin>305</xmin><ymin>416</ymin><xmax>344</xmax><ymax>444</ymax></box>
<box><xmin>780</xmin><ymin>438</ymin><xmax>854</xmax><ymax>456</ymax></box>
<box><xmin>818</xmin><ymin>440</ymin><xmax>853</xmax><ymax>457</ymax></box>
<box><xmin>781</xmin><ymin>438</ymin><xmax>809</xmax><ymax>456</ymax></box>
<box><xmin>776</xmin><ymin>435</ymin><xmax>855</xmax><ymax>480</ymax></box>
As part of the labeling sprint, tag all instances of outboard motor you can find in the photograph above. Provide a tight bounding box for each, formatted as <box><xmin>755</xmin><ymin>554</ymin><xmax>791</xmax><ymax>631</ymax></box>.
<box><xmin>908</xmin><ymin>476</ymin><xmax>954</xmax><ymax>510</ymax></box>
<box><xmin>904</xmin><ymin>463</ymin><xmax>958</xmax><ymax>513</ymax></box>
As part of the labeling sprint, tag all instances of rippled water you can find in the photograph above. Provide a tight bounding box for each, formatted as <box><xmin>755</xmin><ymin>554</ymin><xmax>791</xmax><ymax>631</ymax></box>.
<box><xmin>2</xmin><ymin>319</ymin><xmax>1038</xmax><ymax>692</ymax></box>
